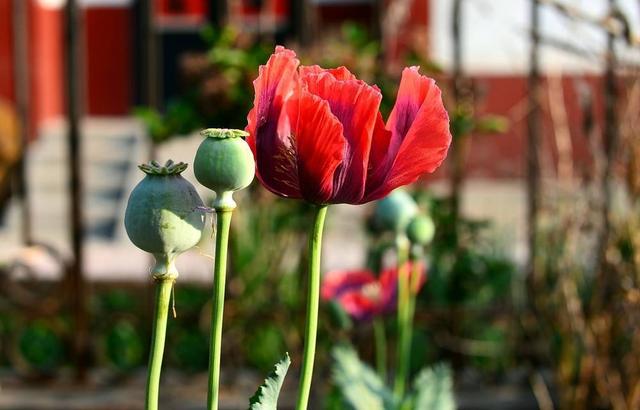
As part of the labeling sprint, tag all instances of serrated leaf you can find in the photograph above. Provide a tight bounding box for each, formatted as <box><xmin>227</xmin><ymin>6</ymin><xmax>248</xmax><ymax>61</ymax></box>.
<box><xmin>331</xmin><ymin>345</ymin><xmax>395</xmax><ymax>410</ymax></box>
<box><xmin>248</xmin><ymin>353</ymin><xmax>291</xmax><ymax>410</ymax></box>
<box><xmin>411</xmin><ymin>364</ymin><xmax>456</xmax><ymax>410</ymax></box>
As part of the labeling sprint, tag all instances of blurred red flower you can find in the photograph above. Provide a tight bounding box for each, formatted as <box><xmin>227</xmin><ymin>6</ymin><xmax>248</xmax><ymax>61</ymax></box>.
<box><xmin>246</xmin><ymin>46</ymin><xmax>451</xmax><ymax>205</ymax></box>
<box><xmin>321</xmin><ymin>263</ymin><xmax>426</xmax><ymax>321</ymax></box>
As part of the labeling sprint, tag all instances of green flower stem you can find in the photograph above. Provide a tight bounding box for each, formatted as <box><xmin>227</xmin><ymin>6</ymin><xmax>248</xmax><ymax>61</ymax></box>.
<box><xmin>207</xmin><ymin>208</ymin><xmax>233</xmax><ymax>410</ymax></box>
<box><xmin>407</xmin><ymin>261</ymin><xmax>422</xmax><ymax>328</ymax></box>
<box><xmin>296</xmin><ymin>205</ymin><xmax>329</xmax><ymax>410</ymax></box>
<box><xmin>373</xmin><ymin>318</ymin><xmax>387</xmax><ymax>381</ymax></box>
<box><xmin>393</xmin><ymin>237</ymin><xmax>411</xmax><ymax>401</ymax></box>
<box><xmin>145</xmin><ymin>277</ymin><xmax>174</xmax><ymax>410</ymax></box>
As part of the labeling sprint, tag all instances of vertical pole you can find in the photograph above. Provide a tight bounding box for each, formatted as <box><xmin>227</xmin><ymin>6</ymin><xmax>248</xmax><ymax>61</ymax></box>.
<box><xmin>450</xmin><ymin>0</ymin><xmax>465</xmax><ymax>233</ymax></box>
<box><xmin>140</xmin><ymin>0</ymin><xmax>159</xmax><ymax>159</ymax></box>
<box><xmin>290</xmin><ymin>0</ymin><xmax>312</xmax><ymax>46</ymax></box>
<box><xmin>596</xmin><ymin>0</ymin><xmax>618</xmax><ymax>301</ymax></box>
<box><xmin>12</xmin><ymin>0</ymin><xmax>32</xmax><ymax>245</ymax></box>
<box><xmin>210</xmin><ymin>0</ymin><xmax>228</xmax><ymax>28</ymax></box>
<box><xmin>452</xmin><ymin>0</ymin><xmax>463</xmax><ymax>102</ymax></box>
<box><xmin>526</xmin><ymin>0</ymin><xmax>541</xmax><ymax>296</ymax></box>
<box><xmin>64</xmin><ymin>0</ymin><xmax>88</xmax><ymax>382</ymax></box>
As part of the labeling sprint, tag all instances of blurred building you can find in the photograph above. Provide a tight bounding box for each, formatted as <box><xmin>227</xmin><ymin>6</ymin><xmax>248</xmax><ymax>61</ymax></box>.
<box><xmin>0</xmin><ymin>0</ymin><xmax>429</xmax><ymax>128</ymax></box>
<box><xmin>1</xmin><ymin>0</ymin><xmax>635</xmax><ymax>180</ymax></box>
<box><xmin>0</xmin><ymin>0</ymin><xmax>636</xmax><ymax>267</ymax></box>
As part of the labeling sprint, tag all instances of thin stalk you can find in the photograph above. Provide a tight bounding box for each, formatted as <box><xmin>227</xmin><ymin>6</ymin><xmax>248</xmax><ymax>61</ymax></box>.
<box><xmin>207</xmin><ymin>209</ymin><xmax>233</xmax><ymax>410</ymax></box>
<box><xmin>296</xmin><ymin>205</ymin><xmax>329</xmax><ymax>410</ymax></box>
<box><xmin>407</xmin><ymin>259</ymin><xmax>422</xmax><ymax>328</ymax></box>
<box><xmin>373</xmin><ymin>318</ymin><xmax>387</xmax><ymax>381</ymax></box>
<box><xmin>145</xmin><ymin>278</ymin><xmax>174</xmax><ymax>410</ymax></box>
<box><xmin>393</xmin><ymin>237</ymin><xmax>411</xmax><ymax>400</ymax></box>
<box><xmin>402</xmin><ymin>260</ymin><xmax>423</xmax><ymax>389</ymax></box>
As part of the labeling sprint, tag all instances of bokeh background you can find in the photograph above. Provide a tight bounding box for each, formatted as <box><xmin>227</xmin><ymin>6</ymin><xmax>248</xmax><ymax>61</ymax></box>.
<box><xmin>0</xmin><ymin>0</ymin><xmax>640</xmax><ymax>409</ymax></box>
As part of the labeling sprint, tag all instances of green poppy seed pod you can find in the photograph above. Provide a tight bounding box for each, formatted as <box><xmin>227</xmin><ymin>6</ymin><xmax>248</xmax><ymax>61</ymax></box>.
<box><xmin>373</xmin><ymin>189</ymin><xmax>418</xmax><ymax>234</ymax></box>
<box><xmin>407</xmin><ymin>215</ymin><xmax>435</xmax><ymax>246</ymax></box>
<box><xmin>124</xmin><ymin>160</ymin><xmax>205</xmax><ymax>279</ymax></box>
<box><xmin>193</xmin><ymin>128</ymin><xmax>255</xmax><ymax>210</ymax></box>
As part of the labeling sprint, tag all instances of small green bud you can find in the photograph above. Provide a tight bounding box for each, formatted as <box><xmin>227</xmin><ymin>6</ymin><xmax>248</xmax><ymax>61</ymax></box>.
<box><xmin>124</xmin><ymin>160</ymin><xmax>205</xmax><ymax>279</ymax></box>
<box><xmin>193</xmin><ymin>128</ymin><xmax>255</xmax><ymax>210</ymax></box>
<box><xmin>373</xmin><ymin>190</ymin><xmax>418</xmax><ymax>234</ymax></box>
<box><xmin>406</xmin><ymin>215</ymin><xmax>435</xmax><ymax>246</ymax></box>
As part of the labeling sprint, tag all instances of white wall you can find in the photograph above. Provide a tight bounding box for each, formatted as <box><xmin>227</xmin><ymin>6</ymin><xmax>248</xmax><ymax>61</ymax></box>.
<box><xmin>430</xmin><ymin>0</ymin><xmax>640</xmax><ymax>74</ymax></box>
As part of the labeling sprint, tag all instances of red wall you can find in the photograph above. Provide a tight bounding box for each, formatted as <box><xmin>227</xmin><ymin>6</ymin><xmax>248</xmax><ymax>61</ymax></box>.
<box><xmin>0</xmin><ymin>0</ymin><xmax>15</xmax><ymax>103</ymax></box>
<box><xmin>29</xmin><ymin>1</ymin><xmax>64</xmax><ymax>127</ymax></box>
<box><xmin>84</xmin><ymin>6</ymin><xmax>132</xmax><ymax>115</ymax></box>
<box><xmin>438</xmin><ymin>74</ymin><xmax>606</xmax><ymax>180</ymax></box>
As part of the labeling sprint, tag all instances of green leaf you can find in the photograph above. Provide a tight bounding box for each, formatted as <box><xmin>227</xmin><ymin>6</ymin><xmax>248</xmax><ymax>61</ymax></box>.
<box><xmin>332</xmin><ymin>345</ymin><xmax>395</xmax><ymax>410</ymax></box>
<box><xmin>410</xmin><ymin>364</ymin><xmax>456</xmax><ymax>410</ymax></box>
<box><xmin>248</xmin><ymin>352</ymin><xmax>291</xmax><ymax>410</ymax></box>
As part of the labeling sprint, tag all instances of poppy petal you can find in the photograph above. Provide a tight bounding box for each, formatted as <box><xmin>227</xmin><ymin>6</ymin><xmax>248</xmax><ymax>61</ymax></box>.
<box><xmin>246</xmin><ymin>46</ymin><xmax>302</xmax><ymax>198</ymax></box>
<box><xmin>363</xmin><ymin>113</ymin><xmax>392</xmax><ymax>196</ymax></box>
<box><xmin>283</xmin><ymin>90</ymin><xmax>346</xmax><ymax>204</ymax></box>
<box><xmin>299</xmin><ymin>65</ymin><xmax>357</xmax><ymax>81</ymax></box>
<box><xmin>364</xmin><ymin>67</ymin><xmax>451</xmax><ymax>201</ymax></box>
<box><xmin>321</xmin><ymin>269</ymin><xmax>376</xmax><ymax>300</ymax></box>
<box><xmin>338</xmin><ymin>291</ymin><xmax>379</xmax><ymax>321</ymax></box>
<box><xmin>303</xmin><ymin>73</ymin><xmax>382</xmax><ymax>203</ymax></box>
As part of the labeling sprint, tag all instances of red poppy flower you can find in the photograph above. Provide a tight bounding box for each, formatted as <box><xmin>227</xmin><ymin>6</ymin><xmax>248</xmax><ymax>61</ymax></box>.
<box><xmin>246</xmin><ymin>46</ymin><xmax>451</xmax><ymax>205</ymax></box>
<box><xmin>321</xmin><ymin>263</ymin><xmax>426</xmax><ymax>321</ymax></box>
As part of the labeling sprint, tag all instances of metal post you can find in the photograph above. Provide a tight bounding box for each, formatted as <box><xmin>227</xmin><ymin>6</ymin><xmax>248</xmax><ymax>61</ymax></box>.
<box><xmin>64</xmin><ymin>0</ymin><xmax>88</xmax><ymax>382</ymax></box>
<box><xmin>595</xmin><ymin>0</ymin><xmax>619</xmax><ymax>303</ymax></box>
<box><xmin>12</xmin><ymin>0</ymin><xmax>32</xmax><ymax>245</ymax></box>
<box><xmin>140</xmin><ymin>0</ymin><xmax>160</xmax><ymax>159</ymax></box>
<box><xmin>526</xmin><ymin>0</ymin><xmax>541</xmax><ymax>291</ymax></box>
<box><xmin>450</xmin><ymin>0</ymin><xmax>465</xmax><ymax>233</ymax></box>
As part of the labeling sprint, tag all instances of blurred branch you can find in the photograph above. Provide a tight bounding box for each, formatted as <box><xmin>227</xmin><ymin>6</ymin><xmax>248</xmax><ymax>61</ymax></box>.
<box><xmin>382</xmin><ymin>0</ymin><xmax>412</xmax><ymax>66</ymax></box>
<box><xmin>526</xmin><ymin>0</ymin><xmax>542</xmax><ymax>303</ymax></box>
<box><xmin>434</xmin><ymin>332</ymin><xmax>504</xmax><ymax>357</ymax></box>
<box><xmin>548</xmin><ymin>75</ymin><xmax>574</xmax><ymax>184</ymax></box>
<box><xmin>539</xmin><ymin>0</ymin><xmax>637</xmax><ymax>45</ymax></box>
<box><xmin>530</xmin><ymin>371</ymin><xmax>555</xmax><ymax>410</ymax></box>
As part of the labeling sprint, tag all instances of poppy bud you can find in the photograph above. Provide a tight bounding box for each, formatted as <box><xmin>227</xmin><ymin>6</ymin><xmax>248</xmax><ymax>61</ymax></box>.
<box><xmin>373</xmin><ymin>190</ymin><xmax>418</xmax><ymax>234</ymax></box>
<box><xmin>406</xmin><ymin>215</ymin><xmax>435</xmax><ymax>246</ymax></box>
<box><xmin>124</xmin><ymin>160</ymin><xmax>205</xmax><ymax>279</ymax></box>
<box><xmin>193</xmin><ymin>128</ymin><xmax>255</xmax><ymax>210</ymax></box>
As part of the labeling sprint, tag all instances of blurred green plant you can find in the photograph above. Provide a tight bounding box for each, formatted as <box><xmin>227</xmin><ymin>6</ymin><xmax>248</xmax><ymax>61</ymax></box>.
<box><xmin>532</xmin><ymin>197</ymin><xmax>640</xmax><ymax>408</ymax></box>
<box><xmin>16</xmin><ymin>321</ymin><xmax>65</xmax><ymax>375</ymax></box>
<box><xmin>134</xmin><ymin>26</ymin><xmax>271</xmax><ymax>144</ymax></box>
<box><xmin>171</xmin><ymin>328</ymin><xmax>209</xmax><ymax>372</ymax></box>
<box><xmin>329</xmin><ymin>345</ymin><xmax>454</xmax><ymax>410</ymax></box>
<box><xmin>104</xmin><ymin>320</ymin><xmax>145</xmax><ymax>371</ymax></box>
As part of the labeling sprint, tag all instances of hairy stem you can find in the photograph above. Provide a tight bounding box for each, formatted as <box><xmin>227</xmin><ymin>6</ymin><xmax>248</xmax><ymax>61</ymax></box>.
<box><xmin>207</xmin><ymin>209</ymin><xmax>233</xmax><ymax>410</ymax></box>
<box><xmin>296</xmin><ymin>205</ymin><xmax>329</xmax><ymax>410</ymax></box>
<box><xmin>145</xmin><ymin>278</ymin><xmax>173</xmax><ymax>410</ymax></box>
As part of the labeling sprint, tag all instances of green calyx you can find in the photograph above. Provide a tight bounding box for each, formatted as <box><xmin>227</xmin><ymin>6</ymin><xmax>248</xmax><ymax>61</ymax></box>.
<box><xmin>139</xmin><ymin>159</ymin><xmax>188</xmax><ymax>175</ymax></box>
<box><xmin>407</xmin><ymin>215</ymin><xmax>435</xmax><ymax>246</ymax></box>
<box><xmin>194</xmin><ymin>128</ymin><xmax>255</xmax><ymax>210</ymax></box>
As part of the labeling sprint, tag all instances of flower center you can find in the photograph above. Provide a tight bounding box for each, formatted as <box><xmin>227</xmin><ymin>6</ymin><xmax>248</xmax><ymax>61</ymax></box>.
<box><xmin>361</xmin><ymin>282</ymin><xmax>381</xmax><ymax>302</ymax></box>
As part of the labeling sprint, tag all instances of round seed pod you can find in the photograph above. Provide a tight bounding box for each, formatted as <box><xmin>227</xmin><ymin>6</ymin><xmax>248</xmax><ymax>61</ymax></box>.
<box><xmin>193</xmin><ymin>128</ymin><xmax>255</xmax><ymax>210</ymax></box>
<box><xmin>407</xmin><ymin>215</ymin><xmax>435</xmax><ymax>246</ymax></box>
<box><xmin>373</xmin><ymin>190</ymin><xmax>418</xmax><ymax>234</ymax></box>
<box><xmin>124</xmin><ymin>160</ymin><xmax>205</xmax><ymax>279</ymax></box>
